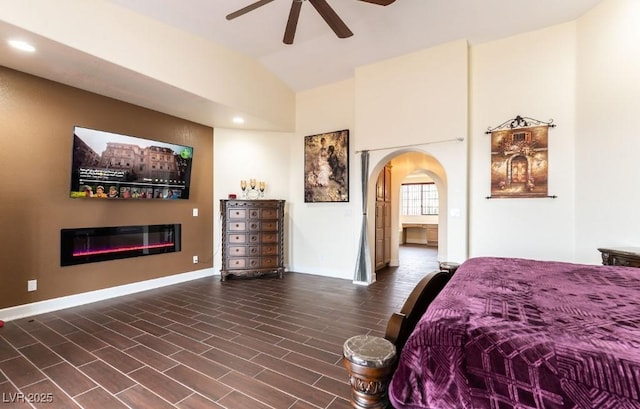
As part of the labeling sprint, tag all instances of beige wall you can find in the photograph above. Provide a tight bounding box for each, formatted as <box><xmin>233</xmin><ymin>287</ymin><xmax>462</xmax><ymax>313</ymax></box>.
<box><xmin>574</xmin><ymin>0</ymin><xmax>640</xmax><ymax>262</ymax></box>
<box><xmin>212</xmin><ymin>128</ymin><xmax>294</xmax><ymax>273</ymax></box>
<box><xmin>356</xmin><ymin>40</ymin><xmax>469</xmax><ymax>267</ymax></box>
<box><xmin>0</xmin><ymin>66</ymin><xmax>214</xmax><ymax>310</ymax></box>
<box><xmin>4</xmin><ymin>0</ymin><xmax>631</xmax><ymax>302</ymax></box>
<box><xmin>469</xmin><ymin>22</ymin><xmax>578</xmax><ymax>261</ymax></box>
<box><xmin>289</xmin><ymin>79</ymin><xmax>361</xmax><ymax>277</ymax></box>
<box><xmin>0</xmin><ymin>0</ymin><xmax>295</xmax><ymax>131</ymax></box>
<box><xmin>210</xmin><ymin>2</ymin><xmax>640</xmax><ymax>282</ymax></box>
<box><xmin>210</xmin><ymin>41</ymin><xmax>470</xmax><ymax>282</ymax></box>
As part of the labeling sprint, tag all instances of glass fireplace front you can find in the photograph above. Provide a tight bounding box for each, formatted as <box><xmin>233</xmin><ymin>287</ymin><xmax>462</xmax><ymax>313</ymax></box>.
<box><xmin>61</xmin><ymin>224</ymin><xmax>181</xmax><ymax>266</ymax></box>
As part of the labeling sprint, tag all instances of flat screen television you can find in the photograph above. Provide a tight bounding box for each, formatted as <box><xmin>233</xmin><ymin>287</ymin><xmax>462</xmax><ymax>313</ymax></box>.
<box><xmin>70</xmin><ymin>126</ymin><xmax>194</xmax><ymax>200</ymax></box>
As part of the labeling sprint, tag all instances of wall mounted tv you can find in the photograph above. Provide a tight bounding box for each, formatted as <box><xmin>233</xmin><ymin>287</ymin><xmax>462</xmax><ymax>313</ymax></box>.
<box><xmin>70</xmin><ymin>126</ymin><xmax>194</xmax><ymax>200</ymax></box>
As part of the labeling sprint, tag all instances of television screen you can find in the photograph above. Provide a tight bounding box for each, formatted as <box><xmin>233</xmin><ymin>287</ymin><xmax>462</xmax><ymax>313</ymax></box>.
<box><xmin>70</xmin><ymin>126</ymin><xmax>193</xmax><ymax>200</ymax></box>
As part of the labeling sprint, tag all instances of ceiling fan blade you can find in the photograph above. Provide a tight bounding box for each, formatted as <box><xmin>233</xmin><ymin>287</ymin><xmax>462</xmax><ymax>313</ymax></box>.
<box><xmin>309</xmin><ymin>0</ymin><xmax>353</xmax><ymax>39</ymax></box>
<box><xmin>283</xmin><ymin>1</ymin><xmax>303</xmax><ymax>45</ymax></box>
<box><xmin>226</xmin><ymin>0</ymin><xmax>275</xmax><ymax>20</ymax></box>
<box><xmin>357</xmin><ymin>0</ymin><xmax>396</xmax><ymax>5</ymax></box>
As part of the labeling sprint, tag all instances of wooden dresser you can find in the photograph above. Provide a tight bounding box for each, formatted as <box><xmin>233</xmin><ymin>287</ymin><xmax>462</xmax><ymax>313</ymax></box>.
<box><xmin>220</xmin><ymin>199</ymin><xmax>285</xmax><ymax>281</ymax></box>
<box><xmin>598</xmin><ymin>247</ymin><xmax>640</xmax><ymax>268</ymax></box>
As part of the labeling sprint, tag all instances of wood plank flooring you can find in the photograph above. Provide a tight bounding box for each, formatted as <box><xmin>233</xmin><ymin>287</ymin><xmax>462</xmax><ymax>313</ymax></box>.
<box><xmin>0</xmin><ymin>245</ymin><xmax>439</xmax><ymax>408</ymax></box>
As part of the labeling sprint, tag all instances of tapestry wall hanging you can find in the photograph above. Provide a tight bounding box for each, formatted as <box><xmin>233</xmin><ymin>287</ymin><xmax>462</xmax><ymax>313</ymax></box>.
<box><xmin>487</xmin><ymin>116</ymin><xmax>555</xmax><ymax>198</ymax></box>
<box><xmin>304</xmin><ymin>129</ymin><xmax>349</xmax><ymax>203</ymax></box>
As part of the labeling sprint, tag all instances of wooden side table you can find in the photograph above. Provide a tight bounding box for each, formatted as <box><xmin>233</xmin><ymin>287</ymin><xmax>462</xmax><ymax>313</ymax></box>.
<box><xmin>598</xmin><ymin>247</ymin><xmax>640</xmax><ymax>268</ymax></box>
<box><xmin>343</xmin><ymin>335</ymin><xmax>396</xmax><ymax>409</ymax></box>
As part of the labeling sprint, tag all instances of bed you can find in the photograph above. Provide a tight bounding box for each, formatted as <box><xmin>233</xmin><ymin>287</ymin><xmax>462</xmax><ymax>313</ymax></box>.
<box><xmin>386</xmin><ymin>257</ymin><xmax>640</xmax><ymax>409</ymax></box>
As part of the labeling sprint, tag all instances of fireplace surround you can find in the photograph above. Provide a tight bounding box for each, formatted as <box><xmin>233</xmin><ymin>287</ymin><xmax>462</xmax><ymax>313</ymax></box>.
<box><xmin>61</xmin><ymin>224</ymin><xmax>181</xmax><ymax>266</ymax></box>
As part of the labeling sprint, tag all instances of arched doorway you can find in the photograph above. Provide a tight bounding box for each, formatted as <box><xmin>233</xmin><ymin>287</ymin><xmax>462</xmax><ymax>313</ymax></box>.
<box><xmin>368</xmin><ymin>150</ymin><xmax>447</xmax><ymax>278</ymax></box>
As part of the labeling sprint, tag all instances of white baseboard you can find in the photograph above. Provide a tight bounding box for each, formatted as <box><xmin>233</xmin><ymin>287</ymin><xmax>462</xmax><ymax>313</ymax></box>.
<box><xmin>0</xmin><ymin>268</ymin><xmax>217</xmax><ymax>322</ymax></box>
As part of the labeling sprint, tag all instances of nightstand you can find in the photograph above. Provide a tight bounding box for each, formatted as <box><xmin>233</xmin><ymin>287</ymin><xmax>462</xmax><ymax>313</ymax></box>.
<box><xmin>598</xmin><ymin>247</ymin><xmax>640</xmax><ymax>268</ymax></box>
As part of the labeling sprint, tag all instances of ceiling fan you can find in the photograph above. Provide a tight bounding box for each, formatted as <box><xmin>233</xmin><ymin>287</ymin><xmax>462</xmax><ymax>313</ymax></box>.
<box><xmin>226</xmin><ymin>0</ymin><xmax>396</xmax><ymax>44</ymax></box>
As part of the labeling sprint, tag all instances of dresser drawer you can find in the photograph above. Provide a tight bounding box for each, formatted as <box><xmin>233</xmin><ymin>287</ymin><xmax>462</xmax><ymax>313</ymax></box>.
<box><xmin>262</xmin><ymin>233</ymin><xmax>279</xmax><ymax>243</ymax></box>
<box><xmin>261</xmin><ymin>245</ymin><xmax>278</xmax><ymax>256</ymax></box>
<box><xmin>227</xmin><ymin>258</ymin><xmax>246</xmax><ymax>269</ymax></box>
<box><xmin>248</xmin><ymin>246</ymin><xmax>260</xmax><ymax>256</ymax></box>
<box><xmin>609</xmin><ymin>255</ymin><xmax>640</xmax><ymax>268</ymax></box>
<box><xmin>261</xmin><ymin>221</ymin><xmax>279</xmax><ymax>231</ymax></box>
<box><xmin>228</xmin><ymin>234</ymin><xmax>247</xmax><ymax>244</ymax></box>
<box><xmin>261</xmin><ymin>257</ymin><xmax>279</xmax><ymax>268</ymax></box>
<box><xmin>227</xmin><ymin>256</ymin><xmax>279</xmax><ymax>270</ymax></box>
<box><xmin>228</xmin><ymin>209</ymin><xmax>246</xmax><ymax>219</ymax></box>
<box><xmin>229</xmin><ymin>246</ymin><xmax>246</xmax><ymax>256</ymax></box>
<box><xmin>261</xmin><ymin>208</ymin><xmax>278</xmax><ymax>219</ymax></box>
<box><xmin>228</xmin><ymin>221</ymin><xmax>247</xmax><ymax>231</ymax></box>
<box><xmin>248</xmin><ymin>221</ymin><xmax>261</xmax><ymax>231</ymax></box>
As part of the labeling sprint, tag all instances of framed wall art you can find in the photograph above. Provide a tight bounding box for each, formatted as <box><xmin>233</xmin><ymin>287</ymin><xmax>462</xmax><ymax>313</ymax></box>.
<box><xmin>304</xmin><ymin>129</ymin><xmax>349</xmax><ymax>203</ymax></box>
<box><xmin>486</xmin><ymin>116</ymin><xmax>555</xmax><ymax>199</ymax></box>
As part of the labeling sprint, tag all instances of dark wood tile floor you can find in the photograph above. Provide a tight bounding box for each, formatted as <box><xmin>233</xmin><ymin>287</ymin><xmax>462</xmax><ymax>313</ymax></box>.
<box><xmin>0</xmin><ymin>245</ymin><xmax>438</xmax><ymax>408</ymax></box>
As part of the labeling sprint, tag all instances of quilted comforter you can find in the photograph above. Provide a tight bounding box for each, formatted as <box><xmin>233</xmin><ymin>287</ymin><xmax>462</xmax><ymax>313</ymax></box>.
<box><xmin>389</xmin><ymin>257</ymin><xmax>640</xmax><ymax>409</ymax></box>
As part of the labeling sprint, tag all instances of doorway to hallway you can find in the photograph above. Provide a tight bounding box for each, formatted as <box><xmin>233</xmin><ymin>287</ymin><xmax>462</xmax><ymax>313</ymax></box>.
<box><xmin>369</xmin><ymin>149</ymin><xmax>448</xmax><ymax>281</ymax></box>
<box><xmin>378</xmin><ymin>244</ymin><xmax>439</xmax><ymax>277</ymax></box>
<box><xmin>398</xmin><ymin>243</ymin><xmax>439</xmax><ymax>273</ymax></box>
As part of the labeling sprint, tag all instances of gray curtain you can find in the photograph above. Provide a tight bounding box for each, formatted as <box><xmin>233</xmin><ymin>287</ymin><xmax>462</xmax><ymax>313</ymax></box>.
<box><xmin>353</xmin><ymin>151</ymin><xmax>371</xmax><ymax>283</ymax></box>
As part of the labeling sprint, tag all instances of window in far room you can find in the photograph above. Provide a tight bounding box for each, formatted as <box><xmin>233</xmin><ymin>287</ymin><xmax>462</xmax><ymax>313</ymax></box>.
<box><xmin>401</xmin><ymin>183</ymin><xmax>439</xmax><ymax>215</ymax></box>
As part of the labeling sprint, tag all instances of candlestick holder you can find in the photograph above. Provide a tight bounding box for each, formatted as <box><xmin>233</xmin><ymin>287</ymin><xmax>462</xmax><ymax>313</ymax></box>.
<box><xmin>240</xmin><ymin>180</ymin><xmax>265</xmax><ymax>199</ymax></box>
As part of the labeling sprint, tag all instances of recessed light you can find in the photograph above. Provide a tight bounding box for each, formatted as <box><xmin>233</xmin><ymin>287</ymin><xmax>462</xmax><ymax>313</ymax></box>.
<box><xmin>232</xmin><ymin>116</ymin><xmax>245</xmax><ymax>124</ymax></box>
<box><xmin>8</xmin><ymin>39</ymin><xmax>36</xmax><ymax>52</ymax></box>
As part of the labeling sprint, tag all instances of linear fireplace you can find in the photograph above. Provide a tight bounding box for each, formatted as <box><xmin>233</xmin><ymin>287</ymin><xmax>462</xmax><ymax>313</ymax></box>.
<box><xmin>61</xmin><ymin>224</ymin><xmax>181</xmax><ymax>266</ymax></box>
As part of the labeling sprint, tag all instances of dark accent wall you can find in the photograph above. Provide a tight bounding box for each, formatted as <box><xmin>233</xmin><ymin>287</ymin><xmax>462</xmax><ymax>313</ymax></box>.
<box><xmin>0</xmin><ymin>66</ymin><xmax>214</xmax><ymax>310</ymax></box>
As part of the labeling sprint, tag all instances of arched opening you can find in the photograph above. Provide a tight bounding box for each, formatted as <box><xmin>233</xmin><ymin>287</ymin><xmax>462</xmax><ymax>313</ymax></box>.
<box><xmin>367</xmin><ymin>150</ymin><xmax>447</xmax><ymax>281</ymax></box>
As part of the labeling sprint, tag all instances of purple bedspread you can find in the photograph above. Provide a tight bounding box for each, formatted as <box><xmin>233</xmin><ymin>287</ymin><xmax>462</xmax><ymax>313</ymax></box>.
<box><xmin>389</xmin><ymin>257</ymin><xmax>640</xmax><ymax>409</ymax></box>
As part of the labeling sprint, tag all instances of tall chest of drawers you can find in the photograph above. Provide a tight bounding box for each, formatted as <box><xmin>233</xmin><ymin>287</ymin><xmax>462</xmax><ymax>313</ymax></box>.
<box><xmin>220</xmin><ymin>199</ymin><xmax>285</xmax><ymax>281</ymax></box>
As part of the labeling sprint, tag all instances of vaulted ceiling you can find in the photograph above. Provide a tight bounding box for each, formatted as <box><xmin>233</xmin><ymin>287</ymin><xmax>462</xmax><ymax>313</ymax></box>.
<box><xmin>1</xmin><ymin>0</ymin><xmax>603</xmax><ymax>128</ymax></box>
<box><xmin>105</xmin><ymin>0</ymin><xmax>603</xmax><ymax>91</ymax></box>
